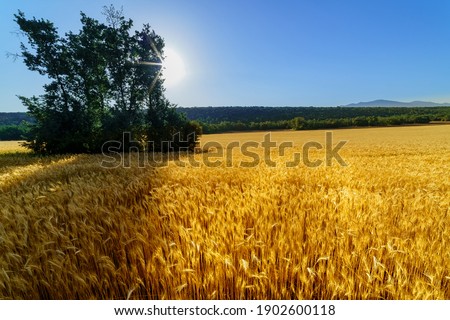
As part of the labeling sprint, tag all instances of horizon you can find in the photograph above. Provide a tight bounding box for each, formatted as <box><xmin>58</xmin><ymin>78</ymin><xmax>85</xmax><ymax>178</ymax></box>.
<box><xmin>3</xmin><ymin>98</ymin><xmax>450</xmax><ymax>113</ymax></box>
<box><xmin>2</xmin><ymin>0</ymin><xmax>450</xmax><ymax>112</ymax></box>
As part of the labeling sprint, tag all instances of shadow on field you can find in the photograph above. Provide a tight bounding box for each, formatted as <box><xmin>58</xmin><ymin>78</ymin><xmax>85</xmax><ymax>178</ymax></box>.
<box><xmin>0</xmin><ymin>152</ymin><xmax>82</xmax><ymax>192</ymax></box>
<box><xmin>0</xmin><ymin>152</ymin><xmax>171</xmax><ymax>299</ymax></box>
<box><xmin>0</xmin><ymin>152</ymin><xmax>48</xmax><ymax>174</ymax></box>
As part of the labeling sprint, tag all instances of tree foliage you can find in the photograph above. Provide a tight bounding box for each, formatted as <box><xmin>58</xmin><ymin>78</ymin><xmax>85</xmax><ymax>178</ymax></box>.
<box><xmin>0</xmin><ymin>124</ymin><xmax>28</xmax><ymax>141</ymax></box>
<box><xmin>177</xmin><ymin>106</ymin><xmax>450</xmax><ymax>133</ymax></box>
<box><xmin>178</xmin><ymin>106</ymin><xmax>450</xmax><ymax>123</ymax></box>
<box><xmin>15</xmin><ymin>7</ymin><xmax>200</xmax><ymax>154</ymax></box>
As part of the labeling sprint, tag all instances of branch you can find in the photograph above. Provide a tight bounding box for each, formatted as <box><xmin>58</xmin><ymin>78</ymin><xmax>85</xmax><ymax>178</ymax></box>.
<box><xmin>6</xmin><ymin>51</ymin><xmax>22</xmax><ymax>62</ymax></box>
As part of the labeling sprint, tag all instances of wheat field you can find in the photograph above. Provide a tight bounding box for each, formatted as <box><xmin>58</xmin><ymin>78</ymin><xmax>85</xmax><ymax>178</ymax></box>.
<box><xmin>0</xmin><ymin>125</ymin><xmax>449</xmax><ymax>299</ymax></box>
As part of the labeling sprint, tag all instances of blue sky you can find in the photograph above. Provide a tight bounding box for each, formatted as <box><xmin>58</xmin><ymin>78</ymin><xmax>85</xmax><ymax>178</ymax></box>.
<box><xmin>1</xmin><ymin>0</ymin><xmax>450</xmax><ymax>111</ymax></box>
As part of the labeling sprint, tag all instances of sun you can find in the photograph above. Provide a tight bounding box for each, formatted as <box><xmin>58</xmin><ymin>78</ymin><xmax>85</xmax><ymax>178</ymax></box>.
<box><xmin>162</xmin><ymin>47</ymin><xmax>186</xmax><ymax>87</ymax></box>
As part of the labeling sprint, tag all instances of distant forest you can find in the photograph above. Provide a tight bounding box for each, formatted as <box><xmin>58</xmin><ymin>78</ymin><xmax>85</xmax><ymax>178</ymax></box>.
<box><xmin>0</xmin><ymin>112</ymin><xmax>33</xmax><ymax>126</ymax></box>
<box><xmin>1</xmin><ymin>106</ymin><xmax>450</xmax><ymax>140</ymax></box>
<box><xmin>177</xmin><ymin>106</ymin><xmax>450</xmax><ymax>133</ymax></box>
<box><xmin>0</xmin><ymin>113</ymin><xmax>33</xmax><ymax>140</ymax></box>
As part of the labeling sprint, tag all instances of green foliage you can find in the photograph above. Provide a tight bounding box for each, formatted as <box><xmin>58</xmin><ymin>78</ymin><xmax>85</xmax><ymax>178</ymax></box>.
<box><xmin>189</xmin><ymin>107</ymin><xmax>450</xmax><ymax>134</ymax></box>
<box><xmin>290</xmin><ymin>117</ymin><xmax>305</xmax><ymax>130</ymax></box>
<box><xmin>14</xmin><ymin>7</ymin><xmax>199</xmax><ymax>154</ymax></box>
<box><xmin>0</xmin><ymin>113</ymin><xmax>34</xmax><ymax>126</ymax></box>
<box><xmin>178</xmin><ymin>106</ymin><xmax>450</xmax><ymax>123</ymax></box>
<box><xmin>0</xmin><ymin>124</ymin><xmax>29</xmax><ymax>140</ymax></box>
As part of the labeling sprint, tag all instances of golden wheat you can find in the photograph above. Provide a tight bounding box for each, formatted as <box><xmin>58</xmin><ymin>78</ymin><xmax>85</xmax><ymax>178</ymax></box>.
<box><xmin>0</xmin><ymin>141</ymin><xmax>28</xmax><ymax>153</ymax></box>
<box><xmin>0</xmin><ymin>125</ymin><xmax>449</xmax><ymax>299</ymax></box>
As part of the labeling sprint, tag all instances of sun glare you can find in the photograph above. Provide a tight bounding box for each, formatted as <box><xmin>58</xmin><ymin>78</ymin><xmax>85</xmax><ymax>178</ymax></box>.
<box><xmin>162</xmin><ymin>47</ymin><xmax>186</xmax><ymax>87</ymax></box>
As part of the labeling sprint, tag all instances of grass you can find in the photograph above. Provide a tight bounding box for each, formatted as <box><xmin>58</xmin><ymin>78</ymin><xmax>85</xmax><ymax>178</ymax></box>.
<box><xmin>0</xmin><ymin>124</ymin><xmax>449</xmax><ymax>299</ymax></box>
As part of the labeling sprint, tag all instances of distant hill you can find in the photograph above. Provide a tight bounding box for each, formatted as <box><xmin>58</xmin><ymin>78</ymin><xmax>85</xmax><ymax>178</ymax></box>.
<box><xmin>0</xmin><ymin>112</ymin><xmax>34</xmax><ymax>126</ymax></box>
<box><xmin>344</xmin><ymin>99</ymin><xmax>450</xmax><ymax>107</ymax></box>
<box><xmin>176</xmin><ymin>106</ymin><xmax>450</xmax><ymax>124</ymax></box>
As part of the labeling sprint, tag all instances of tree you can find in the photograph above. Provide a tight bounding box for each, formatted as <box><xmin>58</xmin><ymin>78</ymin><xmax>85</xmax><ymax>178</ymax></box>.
<box><xmin>0</xmin><ymin>124</ymin><xmax>28</xmax><ymax>141</ymax></box>
<box><xmin>290</xmin><ymin>117</ymin><xmax>305</xmax><ymax>130</ymax></box>
<box><xmin>14</xmin><ymin>7</ymin><xmax>199</xmax><ymax>154</ymax></box>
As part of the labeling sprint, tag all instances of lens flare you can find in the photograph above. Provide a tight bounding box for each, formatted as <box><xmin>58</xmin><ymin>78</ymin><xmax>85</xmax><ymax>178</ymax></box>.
<box><xmin>162</xmin><ymin>47</ymin><xmax>186</xmax><ymax>87</ymax></box>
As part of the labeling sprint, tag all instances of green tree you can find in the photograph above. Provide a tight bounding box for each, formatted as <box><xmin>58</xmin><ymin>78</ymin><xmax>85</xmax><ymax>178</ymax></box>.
<box><xmin>0</xmin><ymin>124</ymin><xmax>28</xmax><ymax>140</ymax></box>
<box><xmin>14</xmin><ymin>6</ymin><xmax>199</xmax><ymax>154</ymax></box>
<box><xmin>290</xmin><ymin>117</ymin><xmax>305</xmax><ymax>130</ymax></box>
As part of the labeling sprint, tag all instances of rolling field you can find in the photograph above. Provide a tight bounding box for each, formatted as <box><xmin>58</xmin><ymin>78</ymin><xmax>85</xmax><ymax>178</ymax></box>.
<box><xmin>0</xmin><ymin>125</ymin><xmax>449</xmax><ymax>299</ymax></box>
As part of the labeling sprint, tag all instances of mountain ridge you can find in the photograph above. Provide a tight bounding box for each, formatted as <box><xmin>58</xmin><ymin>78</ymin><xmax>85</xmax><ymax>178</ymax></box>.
<box><xmin>344</xmin><ymin>99</ymin><xmax>450</xmax><ymax>107</ymax></box>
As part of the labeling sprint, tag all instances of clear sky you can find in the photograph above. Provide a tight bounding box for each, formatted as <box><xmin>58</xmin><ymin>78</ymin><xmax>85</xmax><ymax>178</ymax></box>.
<box><xmin>1</xmin><ymin>0</ymin><xmax>450</xmax><ymax>111</ymax></box>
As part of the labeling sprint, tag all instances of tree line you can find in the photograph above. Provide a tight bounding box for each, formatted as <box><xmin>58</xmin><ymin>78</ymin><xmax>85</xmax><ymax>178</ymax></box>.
<box><xmin>1</xmin><ymin>106</ymin><xmax>449</xmax><ymax>140</ymax></box>
<box><xmin>197</xmin><ymin>114</ymin><xmax>440</xmax><ymax>134</ymax></box>
<box><xmin>178</xmin><ymin>106</ymin><xmax>450</xmax><ymax>123</ymax></box>
<box><xmin>176</xmin><ymin>106</ymin><xmax>450</xmax><ymax>134</ymax></box>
